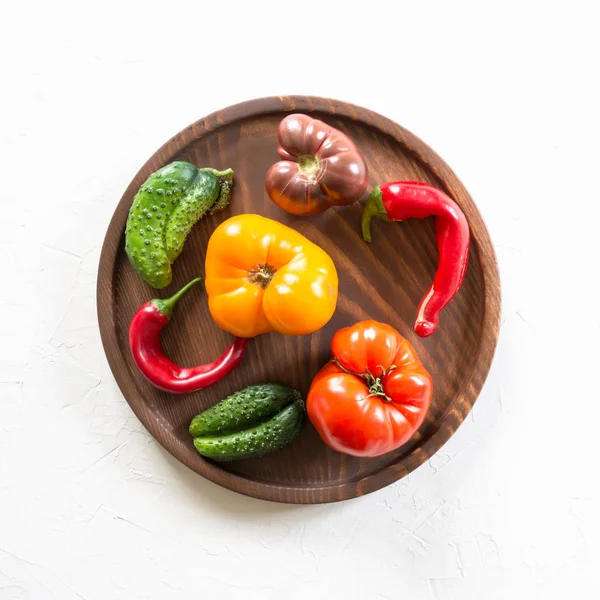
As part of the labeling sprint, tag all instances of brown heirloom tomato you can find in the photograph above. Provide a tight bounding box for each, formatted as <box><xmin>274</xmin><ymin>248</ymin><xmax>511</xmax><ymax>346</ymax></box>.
<box><xmin>265</xmin><ymin>114</ymin><xmax>368</xmax><ymax>216</ymax></box>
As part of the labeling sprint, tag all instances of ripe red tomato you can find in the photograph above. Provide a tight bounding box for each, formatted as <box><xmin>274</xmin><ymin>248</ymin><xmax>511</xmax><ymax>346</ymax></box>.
<box><xmin>307</xmin><ymin>320</ymin><xmax>433</xmax><ymax>457</ymax></box>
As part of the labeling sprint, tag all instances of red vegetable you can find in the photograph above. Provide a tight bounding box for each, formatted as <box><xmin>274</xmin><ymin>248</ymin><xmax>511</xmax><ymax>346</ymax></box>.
<box><xmin>307</xmin><ymin>320</ymin><xmax>432</xmax><ymax>457</ymax></box>
<box><xmin>265</xmin><ymin>113</ymin><xmax>368</xmax><ymax>216</ymax></box>
<box><xmin>361</xmin><ymin>182</ymin><xmax>470</xmax><ymax>338</ymax></box>
<box><xmin>129</xmin><ymin>278</ymin><xmax>248</xmax><ymax>394</ymax></box>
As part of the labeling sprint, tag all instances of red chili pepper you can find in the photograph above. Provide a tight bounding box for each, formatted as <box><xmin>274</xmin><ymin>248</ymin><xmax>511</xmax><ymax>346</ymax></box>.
<box><xmin>129</xmin><ymin>278</ymin><xmax>248</xmax><ymax>394</ymax></box>
<box><xmin>361</xmin><ymin>182</ymin><xmax>470</xmax><ymax>338</ymax></box>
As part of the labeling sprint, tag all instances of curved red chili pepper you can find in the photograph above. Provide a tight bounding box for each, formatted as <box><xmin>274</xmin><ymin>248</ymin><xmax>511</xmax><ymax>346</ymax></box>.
<box><xmin>129</xmin><ymin>278</ymin><xmax>248</xmax><ymax>394</ymax></box>
<box><xmin>361</xmin><ymin>182</ymin><xmax>470</xmax><ymax>338</ymax></box>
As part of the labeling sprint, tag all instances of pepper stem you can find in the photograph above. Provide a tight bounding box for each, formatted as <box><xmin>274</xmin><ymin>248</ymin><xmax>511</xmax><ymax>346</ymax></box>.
<box><xmin>361</xmin><ymin>186</ymin><xmax>388</xmax><ymax>242</ymax></box>
<box><xmin>152</xmin><ymin>277</ymin><xmax>202</xmax><ymax>319</ymax></box>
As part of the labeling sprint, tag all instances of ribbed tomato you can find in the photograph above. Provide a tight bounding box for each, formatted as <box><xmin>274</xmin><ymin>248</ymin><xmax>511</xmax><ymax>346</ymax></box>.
<box><xmin>307</xmin><ymin>320</ymin><xmax>433</xmax><ymax>457</ymax></box>
<box><xmin>204</xmin><ymin>214</ymin><xmax>338</xmax><ymax>338</ymax></box>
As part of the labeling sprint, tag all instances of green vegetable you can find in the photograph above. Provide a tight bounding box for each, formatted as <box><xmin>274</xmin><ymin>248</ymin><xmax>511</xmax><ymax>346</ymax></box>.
<box><xmin>193</xmin><ymin>403</ymin><xmax>304</xmax><ymax>462</ymax></box>
<box><xmin>190</xmin><ymin>384</ymin><xmax>304</xmax><ymax>462</ymax></box>
<box><xmin>190</xmin><ymin>383</ymin><xmax>299</xmax><ymax>437</ymax></box>
<box><xmin>125</xmin><ymin>161</ymin><xmax>233</xmax><ymax>288</ymax></box>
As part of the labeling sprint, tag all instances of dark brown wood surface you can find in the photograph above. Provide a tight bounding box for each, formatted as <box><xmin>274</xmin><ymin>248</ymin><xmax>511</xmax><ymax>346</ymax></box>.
<box><xmin>97</xmin><ymin>96</ymin><xmax>501</xmax><ymax>504</ymax></box>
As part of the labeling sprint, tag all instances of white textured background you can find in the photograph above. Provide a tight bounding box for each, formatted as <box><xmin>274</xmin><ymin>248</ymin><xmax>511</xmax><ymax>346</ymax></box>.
<box><xmin>2</xmin><ymin>1</ymin><xmax>599</xmax><ymax>598</ymax></box>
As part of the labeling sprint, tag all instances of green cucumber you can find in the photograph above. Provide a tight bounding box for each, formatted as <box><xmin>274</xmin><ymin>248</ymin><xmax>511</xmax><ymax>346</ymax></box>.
<box><xmin>189</xmin><ymin>383</ymin><xmax>304</xmax><ymax>462</ymax></box>
<box><xmin>193</xmin><ymin>402</ymin><xmax>304</xmax><ymax>462</ymax></box>
<box><xmin>189</xmin><ymin>383</ymin><xmax>300</xmax><ymax>437</ymax></box>
<box><xmin>125</xmin><ymin>161</ymin><xmax>233</xmax><ymax>289</ymax></box>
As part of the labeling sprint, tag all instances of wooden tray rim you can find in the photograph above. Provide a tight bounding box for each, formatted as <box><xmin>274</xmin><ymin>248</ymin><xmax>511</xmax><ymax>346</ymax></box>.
<box><xmin>96</xmin><ymin>95</ymin><xmax>501</xmax><ymax>504</ymax></box>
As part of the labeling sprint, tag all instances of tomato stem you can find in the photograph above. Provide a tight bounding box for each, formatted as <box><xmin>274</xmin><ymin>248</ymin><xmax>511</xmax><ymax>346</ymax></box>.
<box><xmin>298</xmin><ymin>154</ymin><xmax>321</xmax><ymax>179</ymax></box>
<box><xmin>331</xmin><ymin>358</ymin><xmax>396</xmax><ymax>403</ymax></box>
<box><xmin>247</xmin><ymin>263</ymin><xmax>276</xmax><ymax>289</ymax></box>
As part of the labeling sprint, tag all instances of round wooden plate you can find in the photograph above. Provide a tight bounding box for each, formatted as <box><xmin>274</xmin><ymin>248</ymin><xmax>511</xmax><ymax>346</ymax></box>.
<box><xmin>97</xmin><ymin>96</ymin><xmax>500</xmax><ymax>504</ymax></box>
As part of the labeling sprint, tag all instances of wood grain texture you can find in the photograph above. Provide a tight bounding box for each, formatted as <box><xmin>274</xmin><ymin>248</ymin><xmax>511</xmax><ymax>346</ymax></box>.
<box><xmin>97</xmin><ymin>96</ymin><xmax>501</xmax><ymax>504</ymax></box>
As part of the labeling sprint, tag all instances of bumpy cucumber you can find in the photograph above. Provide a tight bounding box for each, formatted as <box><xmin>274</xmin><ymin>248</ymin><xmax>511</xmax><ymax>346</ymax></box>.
<box><xmin>189</xmin><ymin>383</ymin><xmax>300</xmax><ymax>437</ymax></box>
<box><xmin>193</xmin><ymin>401</ymin><xmax>304</xmax><ymax>462</ymax></box>
<box><xmin>125</xmin><ymin>161</ymin><xmax>233</xmax><ymax>288</ymax></box>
